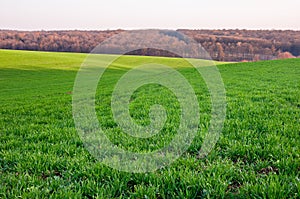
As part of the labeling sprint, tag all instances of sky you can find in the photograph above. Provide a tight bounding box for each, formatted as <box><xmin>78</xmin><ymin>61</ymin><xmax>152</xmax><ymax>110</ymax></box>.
<box><xmin>1</xmin><ymin>0</ymin><xmax>299</xmax><ymax>30</ymax></box>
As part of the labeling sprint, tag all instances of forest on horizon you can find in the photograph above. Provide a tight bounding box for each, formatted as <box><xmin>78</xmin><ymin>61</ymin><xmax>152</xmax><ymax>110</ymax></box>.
<box><xmin>0</xmin><ymin>29</ymin><xmax>300</xmax><ymax>62</ymax></box>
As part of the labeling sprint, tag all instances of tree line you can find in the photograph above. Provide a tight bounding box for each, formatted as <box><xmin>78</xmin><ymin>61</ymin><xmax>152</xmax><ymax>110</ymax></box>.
<box><xmin>0</xmin><ymin>29</ymin><xmax>299</xmax><ymax>61</ymax></box>
<box><xmin>180</xmin><ymin>29</ymin><xmax>300</xmax><ymax>61</ymax></box>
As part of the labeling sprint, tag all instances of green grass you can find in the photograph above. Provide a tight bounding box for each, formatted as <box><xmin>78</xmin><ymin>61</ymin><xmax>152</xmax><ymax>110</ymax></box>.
<box><xmin>0</xmin><ymin>49</ymin><xmax>300</xmax><ymax>198</ymax></box>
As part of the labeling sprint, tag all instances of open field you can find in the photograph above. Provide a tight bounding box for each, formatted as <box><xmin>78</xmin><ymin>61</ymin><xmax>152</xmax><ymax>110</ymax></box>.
<box><xmin>0</xmin><ymin>50</ymin><xmax>299</xmax><ymax>198</ymax></box>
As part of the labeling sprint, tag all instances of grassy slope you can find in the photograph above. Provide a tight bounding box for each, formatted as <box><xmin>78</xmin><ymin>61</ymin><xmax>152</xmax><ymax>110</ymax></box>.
<box><xmin>0</xmin><ymin>50</ymin><xmax>299</xmax><ymax>198</ymax></box>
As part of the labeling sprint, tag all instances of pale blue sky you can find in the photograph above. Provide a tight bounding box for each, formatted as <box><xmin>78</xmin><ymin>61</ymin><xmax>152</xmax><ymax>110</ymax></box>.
<box><xmin>1</xmin><ymin>0</ymin><xmax>299</xmax><ymax>30</ymax></box>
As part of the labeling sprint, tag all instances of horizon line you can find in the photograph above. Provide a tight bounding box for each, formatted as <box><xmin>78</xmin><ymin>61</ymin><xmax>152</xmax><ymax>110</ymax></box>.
<box><xmin>1</xmin><ymin>28</ymin><xmax>300</xmax><ymax>32</ymax></box>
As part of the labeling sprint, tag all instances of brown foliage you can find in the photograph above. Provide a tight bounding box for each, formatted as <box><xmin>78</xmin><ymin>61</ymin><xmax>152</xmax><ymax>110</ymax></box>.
<box><xmin>277</xmin><ymin>51</ymin><xmax>295</xmax><ymax>59</ymax></box>
<box><xmin>0</xmin><ymin>29</ymin><xmax>300</xmax><ymax>62</ymax></box>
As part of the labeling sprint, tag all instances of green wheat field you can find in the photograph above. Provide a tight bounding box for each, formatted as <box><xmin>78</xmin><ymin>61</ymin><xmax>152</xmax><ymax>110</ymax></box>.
<box><xmin>0</xmin><ymin>49</ymin><xmax>299</xmax><ymax>198</ymax></box>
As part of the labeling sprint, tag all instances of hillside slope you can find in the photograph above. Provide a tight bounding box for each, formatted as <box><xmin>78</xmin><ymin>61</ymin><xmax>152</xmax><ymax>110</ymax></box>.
<box><xmin>0</xmin><ymin>50</ymin><xmax>299</xmax><ymax>198</ymax></box>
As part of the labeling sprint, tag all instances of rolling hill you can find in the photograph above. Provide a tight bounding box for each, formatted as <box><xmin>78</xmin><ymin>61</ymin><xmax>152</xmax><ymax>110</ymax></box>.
<box><xmin>0</xmin><ymin>50</ymin><xmax>299</xmax><ymax>198</ymax></box>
